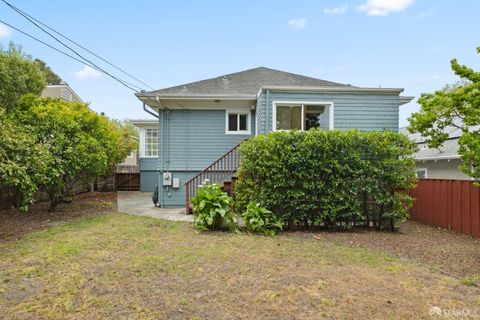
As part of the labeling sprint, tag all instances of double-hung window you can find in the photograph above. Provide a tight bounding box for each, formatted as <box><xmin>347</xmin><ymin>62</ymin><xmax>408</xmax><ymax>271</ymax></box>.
<box><xmin>226</xmin><ymin>111</ymin><xmax>250</xmax><ymax>134</ymax></box>
<box><xmin>273</xmin><ymin>102</ymin><xmax>332</xmax><ymax>131</ymax></box>
<box><xmin>143</xmin><ymin>128</ymin><xmax>159</xmax><ymax>157</ymax></box>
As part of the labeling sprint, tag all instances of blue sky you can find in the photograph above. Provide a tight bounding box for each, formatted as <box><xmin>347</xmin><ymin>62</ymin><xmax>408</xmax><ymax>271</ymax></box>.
<box><xmin>0</xmin><ymin>0</ymin><xmax>479</xmax><ymax>127</ymax></box>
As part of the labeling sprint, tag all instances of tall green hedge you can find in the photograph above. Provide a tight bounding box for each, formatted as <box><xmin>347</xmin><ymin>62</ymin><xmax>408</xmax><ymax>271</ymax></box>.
<box><xmin>235</xmin><ymin>129</ymin><xmax>417</xmax><ymax>230</ymax></box>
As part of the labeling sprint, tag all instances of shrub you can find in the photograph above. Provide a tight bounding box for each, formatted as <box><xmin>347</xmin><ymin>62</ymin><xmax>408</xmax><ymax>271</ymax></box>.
<box><xmin>235</xmin><ymin>129</ymin><xmax>417</xmax><ymax>230</ymax></box>
<box><xmin>242</xmin><ymin>202</ymin><xmax>283</xmax><ymax>236</ymax></box>
<box><xmin>190</xmin><ymin>180</ymin><xmax>237</xmax><ymax>231</ymax></box>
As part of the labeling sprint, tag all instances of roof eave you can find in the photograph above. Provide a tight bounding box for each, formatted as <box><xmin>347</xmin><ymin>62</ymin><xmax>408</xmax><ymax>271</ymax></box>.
<box><xmin>415</xmin><ymin>155</ymin><xmax>461</xmax><ymax>161</ymax></box>
<box><xmin>399</xmin><ymin>96</ymin><xmax>415</xmax><ymax>106</ymax></box>
<box><xmin>260</xmin><ymin>85</ymin><xmax>405</xmax><ymax>94</ymax></box>
<box><xmin>135</xmin><ymin>93</ymin><xmax>257</xmax><ymax>101</ymax></box>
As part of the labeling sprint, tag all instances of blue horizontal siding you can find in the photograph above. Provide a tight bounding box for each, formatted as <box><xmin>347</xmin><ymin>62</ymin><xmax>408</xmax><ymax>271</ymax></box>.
<box><xmin>140</xmin><ymin>171</ymin><xmax>158</xmax><ymax>192</ymax></box>
<box><xmin>258</xmin><ymin>91</ymin><xmax>400</xmax><ymax>133</ymax></box>
<box><xmin>163</xmin><ymin>109</ymin><xmax>254</xmax><ymax>171</ymax></box>
<box><xmin>159</xmin><ymin>171</ymin><xmax>200</xmax><ymax>207</ymax></box>
<box><xmin>139</xmin><ymin>158</ymin><xmax>158</xmax><ymax>171</ymax></box>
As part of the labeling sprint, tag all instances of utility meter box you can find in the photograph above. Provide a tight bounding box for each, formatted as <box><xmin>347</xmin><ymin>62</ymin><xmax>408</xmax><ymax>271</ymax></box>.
<box><xmin>172</xmin><ymin>178</ymin><xmax>180</xmax><ymax>189</ymax></box>
<box><xmin>162</xmin><ymin>172</ymin><xmax>172</xmax><ymax>186</ymax></box>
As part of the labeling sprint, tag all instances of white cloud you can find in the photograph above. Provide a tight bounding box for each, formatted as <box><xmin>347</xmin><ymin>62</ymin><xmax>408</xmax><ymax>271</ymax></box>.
<box><xmin>72</xmin><ymin>66</ymin><xmax>102</xmax><ymax>80</ymax></box>
<box><xmin>0</xmin><ymin>24</ymin><xmax>12</xmax><ymax>39</ymax></box>
<box><xmin>357</xmin><ymin>0</ymin><xmax>414</xmax><ymax>16</ymax></box>
<box><xmin>287</xmin><ymin>18</ymin><xmax>308</xmax><ymax>30</ymax></box>
<box><xmin>323</xmin><ymin>5</ymin><xmax>349</xmax><ymax>15</ymax></box>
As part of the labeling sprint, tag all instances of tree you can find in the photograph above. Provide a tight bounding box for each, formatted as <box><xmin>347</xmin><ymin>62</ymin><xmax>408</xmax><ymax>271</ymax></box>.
<box><xmin>408</xmin><ymin>47</ymin><xmax>480</xmax><ymax>179</ymax></box>
<box><xmin>0</xmin><ymin>109</ymin><xmax>53</xmax><ymax>210</ymax></box>
<box><xmin>0</xmin><ymin>43</ymin><xmax>45</xmax><ymax>111</ymax></box>
<box><xmin>34</xmin><ymin>59</ymin><xmax>63</xmax><ymax>85</ymax></box>
<box><xmin>13</xmin><ymin>95</ymin><xmax>136</xmax><ymax>210</ymax></box>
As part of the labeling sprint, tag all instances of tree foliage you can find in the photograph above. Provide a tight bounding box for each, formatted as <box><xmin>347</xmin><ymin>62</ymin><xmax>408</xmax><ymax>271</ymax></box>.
<box><xmin>12</xmin><ymin>95</ymin><xmax>136</xmax><ymax>210</ymax></box>
<box><xmin>235</xmin><ymin>130</ymin><xmax>417</xmax><ymax>230</ymax></box>
<box><xmin>0</xmin><ymin>109</ymin><xmax>53</xmax><ymax>210</ymax></box>
<box><xmin>34</xmin><ymin>58</ymin><xmax>63</xmax><ymax>85</ymax></box>
<box><xmin>408</xmin><ymin>47</ymin><xmax>480</xmax><ymax>179</ymax></box>
<box><xmin>0</xmin><ymin>43</ymin><xmax>45</xmax><ymax>111</ymax></box>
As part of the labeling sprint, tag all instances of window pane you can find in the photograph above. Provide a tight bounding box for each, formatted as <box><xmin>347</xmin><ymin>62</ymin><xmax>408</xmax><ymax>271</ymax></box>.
<box><xmin>305</xmin><ymin>105</ymin><xmax>326</xmax><ymax>130</ymax></box>
<box><xmin>239</xmin><ymin>114</ymin><xmax>247</xmax><ymax>131</ymax></box>
<box><xmin>416</xmin><ymin>170</ymin><xmax>426</xmax><ymax>179</ymax></box>
<box><xmin>144</xmin><ymin>129</ymin><xmax>159</xmax><ymax>156</ymax></box>
<box><xmin>228</xmin><ymin>113</ymin><xmax>238</xmax><ymax>131</ymax></box>
<box><xmin>276</xmin><ymin>105</ymin><xmax>301</xmax><ymax>130</ymax></box>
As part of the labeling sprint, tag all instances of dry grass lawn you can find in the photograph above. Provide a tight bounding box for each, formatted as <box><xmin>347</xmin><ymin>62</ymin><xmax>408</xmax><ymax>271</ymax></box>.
<box><xmin>0</xmin><ymin>212</ymin><xmax>479</xmax><ymax>319</ymax></box>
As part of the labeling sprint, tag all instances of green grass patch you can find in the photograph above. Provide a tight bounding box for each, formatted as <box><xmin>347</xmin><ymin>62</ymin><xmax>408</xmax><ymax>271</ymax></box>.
<box><xmin>0</xmin><ymin>213</ymin><xmax>477</xmax><ymax>319</ymax></box>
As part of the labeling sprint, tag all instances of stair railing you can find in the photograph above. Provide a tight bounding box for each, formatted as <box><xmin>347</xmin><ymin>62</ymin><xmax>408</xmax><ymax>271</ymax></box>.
<box><xmin>185</xmin><ymin>141</ymin><xmax>242</xmax><ymax>213</ymax></box>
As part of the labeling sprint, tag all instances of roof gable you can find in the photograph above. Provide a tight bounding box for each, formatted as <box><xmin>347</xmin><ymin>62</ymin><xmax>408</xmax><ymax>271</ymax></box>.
<box><xmin>146</xmin><ymin>67</ymin><xmax>348</xmax><ymax>97</ymax></box>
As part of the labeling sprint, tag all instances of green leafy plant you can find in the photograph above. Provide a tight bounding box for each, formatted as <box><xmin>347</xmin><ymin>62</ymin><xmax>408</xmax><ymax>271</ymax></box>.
<box><xmin>190</xmin><ymin>180</ymin><xmax>237</xmax><ymax>231</ymax></box>
<box><xmin>242</xmin><ymin>202</ymin><xmax>283</xmax><ymax>236</ymax></box>
<box><xmin>235</xmin><ymin>129</ymin><xmax>417</xmax><ymax>230</ymax></box>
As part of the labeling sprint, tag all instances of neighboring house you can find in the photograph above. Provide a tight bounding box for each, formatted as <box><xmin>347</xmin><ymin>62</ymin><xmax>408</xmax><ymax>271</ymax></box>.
<box><xmin>115</xmin><ymin>149</ymin><xmax>139</xmax><ymax>173</ymax></box>
<box><xmin>134</xmin><ymin>66</ymin><xmax>413</xmax><ymax>208</ymax></box>
<box><xmin>403</xmin><ymin>126</ymin><xmax>472</xmax><ymax>180</ymax></box>
<box><xmin>41</xmin><ymin>83</ymin><xmax>84</xmax><ymax>103</ymax></box>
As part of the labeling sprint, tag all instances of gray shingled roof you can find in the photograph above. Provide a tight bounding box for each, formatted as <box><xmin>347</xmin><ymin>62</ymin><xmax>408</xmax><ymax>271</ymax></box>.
<box><xmin>415</xmin><ymin>138</ymin><xmax>460</xmax><ymax>160</ymax></box>
<box><xmin>146</xmin><ymin>67</ymin><xmax>348</xmax><ymax>96</ymax></box>
<box><xmin>404</xmin><ymin>123</ymin><xmax>479</xmax><ymax>160</ymax></box>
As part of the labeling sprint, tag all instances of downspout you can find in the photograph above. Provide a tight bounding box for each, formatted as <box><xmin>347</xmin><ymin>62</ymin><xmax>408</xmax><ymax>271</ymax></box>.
<box><xmin>266</xmin><ymin>89</ymin><xmax>270</xmax><ymax>132</ymax></box>
<box><xmin>140</xmin><ymin>90</ymin><xmax>160</xmax><ymax>119</ymax></box>
<box><xmin>159</xmin><ymin>108</ymin><xmax>165</xmax><ymax>208</ymax></box>
<box><xmin>143</xmin><ymin>102</ymin><xmax>159</xmax><ymax>119</ymax></box>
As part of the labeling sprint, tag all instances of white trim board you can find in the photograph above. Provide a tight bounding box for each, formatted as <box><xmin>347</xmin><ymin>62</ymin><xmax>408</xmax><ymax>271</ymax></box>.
<box><xmin>272</xmin><ymin>101</ymin><xmax>334</xmax><ymax>131</ymax></box>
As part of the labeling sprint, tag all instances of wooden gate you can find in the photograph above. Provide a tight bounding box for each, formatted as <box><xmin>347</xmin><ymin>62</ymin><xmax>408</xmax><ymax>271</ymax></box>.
<box><xmin>116</xmin><ymin>173</ymin><xmax>140</xmax><ymax>191</ymax></box>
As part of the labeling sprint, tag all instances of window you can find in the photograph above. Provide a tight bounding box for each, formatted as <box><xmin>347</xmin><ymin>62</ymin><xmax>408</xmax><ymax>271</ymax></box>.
<box><xmin>416</xmin><ymin>168</ymin><xmax>427</xmax><ymax>179</ymax></box>
<box><xmin>143</xmin><ymin>128</ymin><xmax>159</xmax><ymax>157</ymax></box>
<box><xmin>276</xmin><ymin>105</ymin><xmax>302</xmax><ymax>130</ymax></box>
<box><xmin>226</xmin><ymin>111</ymin><xmax>250</xmax><ymax>134</ymax></box>
<box><xmin>273</xmin><ymin>102</ymin><xmax>332</xmax><ymax>131</ymax></box>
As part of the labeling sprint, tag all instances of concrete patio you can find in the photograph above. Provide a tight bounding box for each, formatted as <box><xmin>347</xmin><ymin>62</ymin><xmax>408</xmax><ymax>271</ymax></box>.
<box><xmin>117</xmin><ymin>191</ymin><xmax>193</xmax><ymax>222</ymax></box>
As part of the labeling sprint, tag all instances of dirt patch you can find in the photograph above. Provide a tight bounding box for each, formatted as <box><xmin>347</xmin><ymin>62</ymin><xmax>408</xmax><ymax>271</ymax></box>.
<box><xmin>0</xmin><ymin>192</ymin><xmax>117</xmax><ymax>242</ymax></box>
<box><xmin>298</xmin><ymin>221</ymin><xmax>480</xmax><ymax>280</ymax></box>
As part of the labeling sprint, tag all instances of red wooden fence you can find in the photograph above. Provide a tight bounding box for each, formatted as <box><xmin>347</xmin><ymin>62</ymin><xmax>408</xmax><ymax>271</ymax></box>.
<box><xmin>409</xmin><ymin>179</ymin><xmax>480</xmax><ymax>238</ymax></box>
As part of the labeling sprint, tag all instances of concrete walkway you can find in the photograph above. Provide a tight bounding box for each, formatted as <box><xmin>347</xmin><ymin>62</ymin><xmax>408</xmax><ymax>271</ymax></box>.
<box><xmin>117</xmin><ymin>191</ymin><xmax>193</xmax><ymax>222</ymax></box>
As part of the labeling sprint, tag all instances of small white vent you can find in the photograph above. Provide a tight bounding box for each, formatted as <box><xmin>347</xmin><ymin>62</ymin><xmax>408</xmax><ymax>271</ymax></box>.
<box><xmin>60</xmin><ymin>88</ymin><xmax>72</xmax><ymax>101</ymax></box>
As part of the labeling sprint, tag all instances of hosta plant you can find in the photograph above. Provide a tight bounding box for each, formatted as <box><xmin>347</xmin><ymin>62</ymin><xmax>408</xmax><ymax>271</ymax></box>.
<box><xmin>190</xmin><ymin>180</ymin><xmax>237</xmax><ymax>231</ymax></box>
<box><xmin>242</xmin><ymin>202</ymin><xmax>283</xmax><ymax>236</ymax></box>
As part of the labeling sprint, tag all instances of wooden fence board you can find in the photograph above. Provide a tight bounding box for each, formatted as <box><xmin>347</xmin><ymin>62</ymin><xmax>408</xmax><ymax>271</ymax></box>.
<box><xmin>409</xmin><ymin>179</ymin><xmax>480</xmax><ymax>238</ymax></box>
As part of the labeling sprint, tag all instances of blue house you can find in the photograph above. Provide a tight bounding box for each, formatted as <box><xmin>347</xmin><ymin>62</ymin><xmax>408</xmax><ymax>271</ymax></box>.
<box><xmin>133</xmin><ymin>67</ymin><xmax>413</xmax><ymax>210</ymax></box>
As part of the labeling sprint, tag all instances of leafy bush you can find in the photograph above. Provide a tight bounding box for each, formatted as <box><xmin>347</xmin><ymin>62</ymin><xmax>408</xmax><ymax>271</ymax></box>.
<box><xmin>190</xmin><ymin>180</ymin><xmax>237</xmax><ymax>231</ymax></box>
<box><xmin>235</xmin><ymin>129</ymin><xmax>417</xmax><ymax>230</ymax></box>
<box><xmin>242</xmin><ymin>202</ymin><xmax>283</xmax><ymax>236</ymax></box>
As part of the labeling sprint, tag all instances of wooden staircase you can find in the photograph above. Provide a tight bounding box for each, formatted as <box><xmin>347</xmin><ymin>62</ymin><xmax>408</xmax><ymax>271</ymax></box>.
<box><xmin>185</xmin><ymin>142</ymin><xmax>242</xmax><ymax>214</ymax></box>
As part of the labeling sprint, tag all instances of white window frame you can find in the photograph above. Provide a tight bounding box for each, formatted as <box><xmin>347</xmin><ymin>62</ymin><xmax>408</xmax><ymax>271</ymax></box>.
<box><xmin>272</xmin><ymin>101</ymin><xmax>334</xmax><ymax>131</ymax></box>
<box><xmin>139</xmin><ymin>128</ymin><xmax>159</xmax><ymax>158</ymax></box>
<box><xmin>416</xmin><ymin>168</ymin><xmax>428</xmax><ymax>179</ymax></box>
<box><xmin>225</xmin><ymin>109</ymin><xmax>251</xmax><ymax>135</ymax></box>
